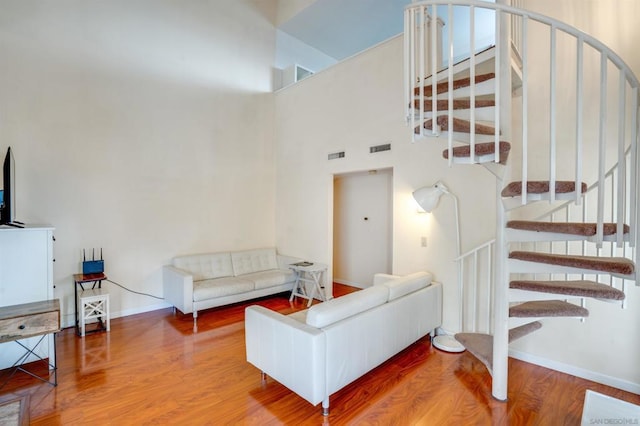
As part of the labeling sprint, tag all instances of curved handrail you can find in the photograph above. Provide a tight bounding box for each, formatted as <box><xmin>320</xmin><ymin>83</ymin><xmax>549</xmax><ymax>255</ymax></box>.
<box><xmin>406</xmin><ymin>0</ymin><xmax>639</xmax><ymax>87</ymax></box>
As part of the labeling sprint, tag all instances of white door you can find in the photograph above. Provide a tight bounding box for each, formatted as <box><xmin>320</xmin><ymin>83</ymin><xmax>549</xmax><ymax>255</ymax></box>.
<box><xmin>333</xmin><ymin>169</ymin><xmax>392</xmax><ymax>288</ymax></box>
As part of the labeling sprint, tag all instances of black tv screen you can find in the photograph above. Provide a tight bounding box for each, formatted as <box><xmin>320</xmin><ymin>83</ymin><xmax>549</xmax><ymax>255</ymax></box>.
<box><xmin>1</xmin><ymin>147</ymin><xmax>15</xmax><ymax>225</ymax></box>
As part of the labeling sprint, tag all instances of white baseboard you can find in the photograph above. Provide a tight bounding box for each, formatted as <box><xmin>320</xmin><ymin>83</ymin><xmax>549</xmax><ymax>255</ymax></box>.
<box><xmin>509</xmin><ymin>348</ymin><xmax>640</xmax><ymax>394</ymax></box>
<box><xmin>333</xmin><ymin>278</ymin><xmax>365</xmax><ymax>289</ymax></box>
<box><xmin>61</xmin><ymin>302</ymin><xmax>172</xmax><ymax>329</ymax></box>
<box><xmin>112</xmin><ymin>302</ymin><xmax>172</xmax><ymax>320</ymax></box>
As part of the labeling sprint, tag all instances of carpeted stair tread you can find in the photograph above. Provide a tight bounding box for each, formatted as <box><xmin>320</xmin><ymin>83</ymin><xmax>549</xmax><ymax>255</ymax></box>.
<box><xmin>455</xmin><ymin>322</ymin><xmax>542</xmax><ymax>375</ymax></box>
<box><xmin>501</xmin><ymin>181</ymin><xmax>587</xmax><ymax>197</ymax></box>
<box><xmin>510</xmin><ymin>280</ymin><xmax>626</xmax><ymax>301</ymax></box>
<box><xmin>507</xmin><ymin>220</ymin><xmax>630</xmax><ymax>236</ymax></box>
<box><xmin>413</xmin><ymin>98</ymin><xmax>496</xmax><ymax>111</ymax></box>
<box><xmin>508</xmin><ymin>321</ymin><xmax>543</xmax><ymax>340</ymax></box>
<box><xmin>455</xmin><ymin>333</ymin><xmax>494</xmax><ymax>374</ymax></box>
<box><xmin>423</xmin><ymin>116</ymin><xmax>496</xmax><ymax>135</ymax></box>
<box><xmin>442</xmin><ymin>141</ymin><xmax>511</xmax><ymax>164</ymax></box>
<box><xmin>510</xmin><ymin>300</ymin><xmax>589</xmax><ymax>318</ymax></box>
<box><xmin>509</xmin><ymin>250</ymin><xmax>635</xmax><ymax>275</ymax></box>
<box><xmin>413</xmin><ymin>72</ymin><xmax>495</xmax><ymax>96</ymax></box>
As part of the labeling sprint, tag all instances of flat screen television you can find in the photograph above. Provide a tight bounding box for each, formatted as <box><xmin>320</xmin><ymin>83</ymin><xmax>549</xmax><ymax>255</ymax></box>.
<box><xmin>1</xmin><ymin>147</ymin><xmax>22</xmax><ymax>227</ymax></box>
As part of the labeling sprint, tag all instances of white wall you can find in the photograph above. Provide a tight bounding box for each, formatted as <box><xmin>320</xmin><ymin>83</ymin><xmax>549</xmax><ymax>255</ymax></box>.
<box><xmin>0</xmin><ymin>0</ymin><xmax>278</xmax><ymax>326</ymax></box>
<box><xmin>274</xmin><ymin>35</ymin><xmax>496</xmax><ymax>333</ymax></box>
<box><xmin>509</xmin><ymin>1</ymin><xmax>640</xmax><ymax>391</ymax></box>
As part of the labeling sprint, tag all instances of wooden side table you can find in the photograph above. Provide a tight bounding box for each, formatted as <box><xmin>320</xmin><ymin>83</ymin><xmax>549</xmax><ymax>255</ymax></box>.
<box><xmin>0</xmin><ymin>299</ymin><xmax>60</xmax><ymax>388</ymax></box>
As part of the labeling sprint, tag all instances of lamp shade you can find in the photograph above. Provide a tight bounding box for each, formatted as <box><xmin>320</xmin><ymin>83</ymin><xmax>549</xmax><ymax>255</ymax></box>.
<box><xmin>412</xmin><ymin>185</ymin><xmax>445</xmax><ymax>213</ymax></box>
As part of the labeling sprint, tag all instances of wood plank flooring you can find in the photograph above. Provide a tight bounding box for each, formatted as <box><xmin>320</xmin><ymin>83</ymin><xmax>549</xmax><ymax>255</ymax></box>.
<box><xmin>1</xmin><ymin>283</ymin><xmax>638</xmax><ymax>425</ymax></box>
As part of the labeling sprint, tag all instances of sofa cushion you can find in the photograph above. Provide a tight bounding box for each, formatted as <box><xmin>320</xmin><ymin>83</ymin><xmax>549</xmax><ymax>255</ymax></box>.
<box><xmin>173</xmin><ymin>252</ymin><xmax>233</xmax><ymax>281</ymax></box>
<box><xmin>306</xmin><ymin>285</ymin><xmax>389</xmax><ymax>328</ymax></box>
<box><xmin>193</xmin><ymin>277</ymin><xmax>254</xmax><ymax>301</ymax></box>
<box><xmin>242</xmin><ymin>269</ymin><xmax>296</xmax><ymax>290</ymax></box>
<box><xmin>232</xmin><ymin>248</ymin><xmax>279</xmax><ymax>276</ymax></box>
<box><xmin>376</xmin><ymin>271</ymin><xmax>432</xmax><ymax>301</ymax></box>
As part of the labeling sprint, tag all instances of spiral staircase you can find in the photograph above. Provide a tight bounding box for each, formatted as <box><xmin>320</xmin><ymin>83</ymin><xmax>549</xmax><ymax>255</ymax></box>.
<box><xmin>405</xmin><ymin>1</ymin><xmax>639</xmax><ymax>400</ymax></box>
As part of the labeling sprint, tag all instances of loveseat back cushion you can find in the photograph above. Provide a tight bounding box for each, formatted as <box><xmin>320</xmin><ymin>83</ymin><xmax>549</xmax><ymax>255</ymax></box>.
<box><xmin>306</xmin><ymin>285</ymin><xmax>389</xmax><ymax>328</ymax></box>
<box><xmin>376</xmin><ymin>271</ymin><xmax>432</xmax><ymax>301</ymax></box>
<box><xmin>173</xmin><ymin>252</ymin><xmax>234</xmax><ymax>281</ymax></box>
<box><xmin>231</xmin><ymin>248</ymin><xmax>279</xmax><ymax>276</ymax></box>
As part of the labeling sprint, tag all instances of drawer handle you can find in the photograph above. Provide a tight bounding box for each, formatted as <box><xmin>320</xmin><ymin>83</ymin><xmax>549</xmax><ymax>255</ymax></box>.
<box><xmin>19</xmin><ymin>325</ymin><xmax>26</xmax><ymax>330</ymax></box>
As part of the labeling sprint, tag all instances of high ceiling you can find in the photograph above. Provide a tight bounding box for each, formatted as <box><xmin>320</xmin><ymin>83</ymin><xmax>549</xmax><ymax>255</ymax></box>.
<box><xmin>278</xmin><ymin>0</ymin><xmax>409</xmax><ymax>61</ymax></box>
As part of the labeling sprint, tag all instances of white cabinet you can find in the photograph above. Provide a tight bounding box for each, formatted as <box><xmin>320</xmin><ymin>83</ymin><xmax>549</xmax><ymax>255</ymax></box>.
<box><xmin>0</xmin><ymin>225</ymin><xmax>55</xmax><ymax>369</ymax></box>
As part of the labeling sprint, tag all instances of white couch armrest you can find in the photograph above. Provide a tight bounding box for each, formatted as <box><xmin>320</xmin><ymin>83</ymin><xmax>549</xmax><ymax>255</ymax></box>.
<box><xmin>373</xmin><ymin>273</ymin><xmax>399</xmax><ymax>286</ymax></box>
<box><xmin>245</xmin><ymin>306</ymin><xmax>326</xmax><ymax>406</ymax></box>
<box><xmin>163</xmin><ymin>265</ymin><xmax>194</xmax><ymax>314</ymax></box>
<box><xmin>277</xmin><ymin>254</ymin><xmax>305</xmax><ymax>270</ymax></box>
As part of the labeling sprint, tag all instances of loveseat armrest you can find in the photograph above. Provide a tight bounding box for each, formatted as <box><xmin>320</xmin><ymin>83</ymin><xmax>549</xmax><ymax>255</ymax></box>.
<box><xmin>277</xmin><ymin>254</ymin><xmax>305</xmax><ymax>270</ymax></box>
<box><xmin>163</xmin><ymin>265</ymin><xmax>194</xmax><ymax>314</ymax></box>
<box><xmin>245</xmin><ymin>306</ymin><xmax>326</xmax><ymax>406</ymax></box>
<box><xmin>373</xmin><ymin>273</ymin><xmax>400</xmax><ymax>286</ymax></box>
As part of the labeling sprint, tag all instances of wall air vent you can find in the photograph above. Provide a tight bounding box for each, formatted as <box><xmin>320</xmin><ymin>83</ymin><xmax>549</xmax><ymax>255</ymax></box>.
<box><xmin>370</xmin><ymin>143</ymin><xmax>391</xmax><ymax>154</ymax></box>
<box><xmin>328</xmin><ymin>151</ymin><xmax>345</xmax><ymax>160</ymax></box>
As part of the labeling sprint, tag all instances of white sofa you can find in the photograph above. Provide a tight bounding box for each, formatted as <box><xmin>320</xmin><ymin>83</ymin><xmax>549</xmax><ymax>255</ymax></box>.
<box><xmin>245</xmin><ymin>271</ymin><xmax>442</xmax><ymax>415</ymax></box>
<box><xmin>163</xmin><ymin>248</ymin><xmax>300</xmax><ymax>329</ymax></box>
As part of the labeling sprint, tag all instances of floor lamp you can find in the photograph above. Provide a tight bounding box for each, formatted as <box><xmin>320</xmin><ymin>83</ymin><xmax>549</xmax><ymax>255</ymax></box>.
<box><xmin>412</xmin><ymin>181</ymin><xmax>465</xmax><ymax>353</ymax></box>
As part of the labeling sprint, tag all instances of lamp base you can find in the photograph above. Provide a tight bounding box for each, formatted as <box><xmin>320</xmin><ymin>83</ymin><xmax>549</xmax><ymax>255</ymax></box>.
<box><xmin>432</xmin><ymin>334</ymin><xmax>466</xmax><ymax>353</ymax></box>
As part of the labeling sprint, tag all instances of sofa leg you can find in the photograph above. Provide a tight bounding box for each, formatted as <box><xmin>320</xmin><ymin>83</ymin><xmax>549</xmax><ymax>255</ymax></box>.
<box><xmin>261</xmin><ymin>371</ymin><xmax>267</xmax><ymax>382</ymax></box>
<box><xmin>322</xmin><ymin>398</ymin><xmax>329</xmax><ymax>416</ymax></box>
<box><xmin>193</xmin><ymin>311</ymin><xmax>198</xmax><ymax>333</ymax></box>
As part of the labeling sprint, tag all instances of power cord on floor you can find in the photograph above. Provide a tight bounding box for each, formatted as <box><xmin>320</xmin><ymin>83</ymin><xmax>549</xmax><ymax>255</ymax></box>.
<box><xmin>105</xmin><ymin>278</ymin><xmax>164</xmax><ymax>300</ymax></box>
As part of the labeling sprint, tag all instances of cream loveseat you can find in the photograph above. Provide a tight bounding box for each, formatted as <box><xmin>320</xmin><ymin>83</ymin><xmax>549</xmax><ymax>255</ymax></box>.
<box><xmin>163</xmin><ymin>248</ymin><xmax>300</xmax><ymax>329</ymax></box>
<box><xmin>245</xmin><ymin>271</ymin><xmax>442</xmax><ymax>415</ymax></box>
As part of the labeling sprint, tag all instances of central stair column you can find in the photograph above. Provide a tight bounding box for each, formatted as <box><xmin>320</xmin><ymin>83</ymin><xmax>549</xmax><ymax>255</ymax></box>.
<box><xmin>492</xmin><ymin>0</ymin><xmax>512</xmax><ymax>401</ymax></box>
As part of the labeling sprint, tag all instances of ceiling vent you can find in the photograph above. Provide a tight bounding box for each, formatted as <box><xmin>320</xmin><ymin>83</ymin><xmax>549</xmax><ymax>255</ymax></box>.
<box><xmin>370</xmin><ymin>143</ymin><xmax>391</xmax><ymax>154</ymax></box>
<box><xmin>328</xmin><ymin>151</ymin><xmax>345</xmax><ymax>160</ymax></box>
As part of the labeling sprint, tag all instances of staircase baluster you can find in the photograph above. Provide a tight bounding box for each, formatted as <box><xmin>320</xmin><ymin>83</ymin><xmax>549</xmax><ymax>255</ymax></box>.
<box><xmin>631</xmin><ymin>87</ymin><xmax>639</xmax><ymax>255</ymax></box>
<box><xmin>617</xmin><ymin>69</ymin><xmax>627</xmax><ymax>247</ymax></box>
<box><xmin>447</xmin><ymin>4</ymin><xmax>454</xmax><ymax>165</ymax></box>
<box><xmin>576</xmin><ymin>36</ymin><xmax>584</xmax><ymax>205</ymax></box>
<box><xmin>404</xmin><ymin>9</ymin><xmax>410</xmax><ymax>126</ymax></box>
<box><xmin>469</xmin><ymin>6</ymin><xmax>476</xmax><ymax>153</ymax></box>
<box><xmin>419</xmin><ymin>6</ymin><xmax>426</xmax><ymax>138</ymax></box>
<box><xmin>431</xmin><ymin>5</ymin><xmax>438</xmax><ymax>135</ymax></box>
<box><xmin>597</xmin><ymin>52</ymin><xmax>608</xmax><ymax>247</ymax></box>
<box><xmin>521</xmin><ymin>16</ymin><xmax>528</xmax><ymax>203</ymax></box>
<box><xmin>549</xmin><ymin>25</ymin><xmax>557</xmax><ymax>203</ymax></box>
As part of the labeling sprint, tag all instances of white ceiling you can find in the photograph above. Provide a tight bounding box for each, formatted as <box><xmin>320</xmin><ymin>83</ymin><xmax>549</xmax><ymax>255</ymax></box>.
<box><xmin>278</xmin><ymin>0</ymin><xmax>410</xmax><ymax>61</ymax></box>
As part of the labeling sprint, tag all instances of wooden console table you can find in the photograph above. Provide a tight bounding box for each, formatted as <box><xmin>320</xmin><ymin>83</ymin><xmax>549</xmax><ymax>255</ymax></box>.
<box><xmin>0</xmin><ymin>299</ymin><xmax>60</xmax><ymax>388</ymax></box>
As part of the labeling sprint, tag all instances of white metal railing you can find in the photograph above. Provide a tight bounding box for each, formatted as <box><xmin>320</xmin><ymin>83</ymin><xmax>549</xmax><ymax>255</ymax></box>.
<box><xmin>456</xmin><ymin>239</ymin><xmax>496</xmax><ymax>334</ymax></box>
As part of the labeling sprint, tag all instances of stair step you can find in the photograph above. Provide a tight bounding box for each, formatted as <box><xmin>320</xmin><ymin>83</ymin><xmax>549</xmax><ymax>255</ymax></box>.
<box><xmin>454</xmin><ymin>321</ymin><xmax>542</xmax><ymax>376</ymax></box>
<box><xmin>509</xmin><ymin>250</ymin><xmax>635</xmax><ymax>276</ymax></box>
<box><xmin>506</xmin><ymin>220</ymin><xmax>630</xmax><ymax>242</ymax></box>
<box><xmin>422</xmin><ymin>116</ymin><xmax>496</xmax><ymax>135</ymax></box>
<box><xmin>510</xmin><ymin>280</ymin><xmax>625</xmax><ymax>301</ymax></box>
<box><xmin>412</xmin><ymin>98</ymin><xmax>496</xmax><ymax>111</ymax></box>
<box><xmin>413</xmin><ymin>72</ymin><xmax>495</xmax><ymax>97</ymax></box>
<box><xmin>510</xmin><ymin>300</ymin><xmax>589</xmax><ymax>318</ymax></box>
<box><xmin>442</xmin><ymin>141</ymin><xmax>511</xmax><ymax>164</ymax></box>
<box><xmin>502</xmin><ymin>181</ymin><xmax>587</xmax><ymax>197</ymax></box>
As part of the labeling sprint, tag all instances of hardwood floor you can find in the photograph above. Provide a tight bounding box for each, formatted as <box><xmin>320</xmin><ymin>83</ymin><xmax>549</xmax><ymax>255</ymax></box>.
<box><xmin>1</xmin><ymin>283</ymin><xmax>638</xmax><ymax>425</ymax></box>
